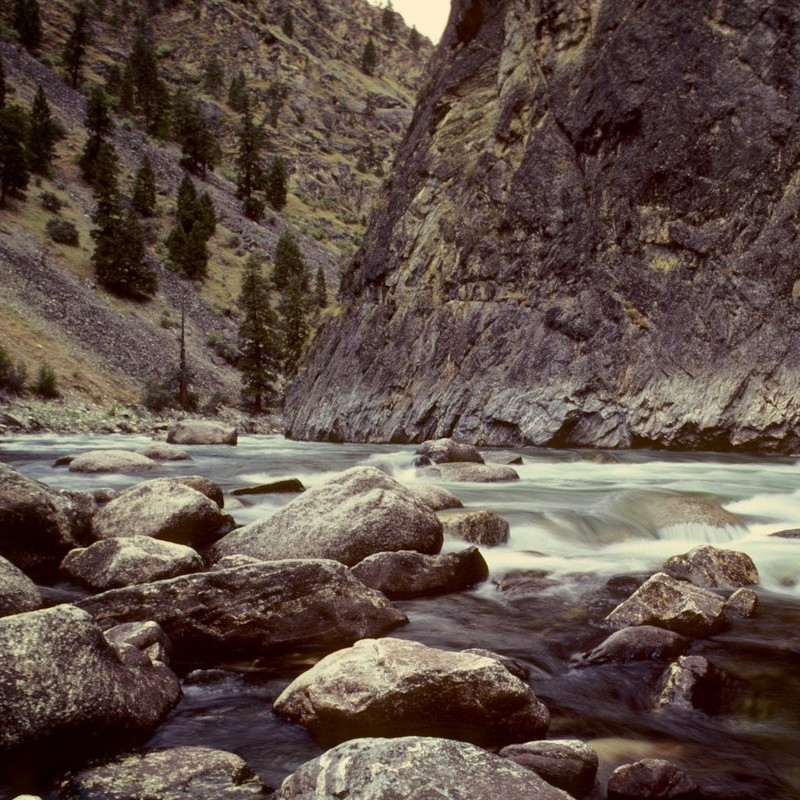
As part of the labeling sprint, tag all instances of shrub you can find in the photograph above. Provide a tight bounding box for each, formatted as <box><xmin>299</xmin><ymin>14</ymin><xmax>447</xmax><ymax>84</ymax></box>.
<box><xmin>140</xmin><ymin>377</ymin><xmax>175</xmax><ymax>412</ymax></box>
<box><xmin>40</xmin><ymin>191</ymin><xmax>62</xmax><ymax>212</ymax></box>
<box><xmin>0</xmin><ymin>345</ymin><xmax>27</xmax><ymax>394</ymax></box>
<box><xmin>33</xmin><ymin>363</ymin><xmax>59</xmax><ymax>398</ymax></box>
<box><xmin>45</xmin><ymin>218</ymin><xmax>79</xmax><ymax>246</ymax></box>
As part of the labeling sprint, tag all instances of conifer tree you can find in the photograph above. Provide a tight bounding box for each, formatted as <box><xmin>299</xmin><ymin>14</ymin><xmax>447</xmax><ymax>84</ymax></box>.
<box><xmin>79</xmin><ymin>87</ymin><xmax>113</xmax><ymax>183</ymax></box>
<box><xmin>173</xmin><ymin>92</ymin><xmax>221</xmax><ymax>178</ymax></box>
<box><xmin>282</xmin><ymin>9</ymin><xmax>294</xmax><ymax>38</ymax></box>
<box><xmin>28</xmin><ymin>86</ymin><xmax>62</xmax><ymax>176</ymax></box>
<box><xmin>202</xmin><ymin>56</ymin><xmax>224</xmax><ymax>98</ymax></box>
<box><xmin>166</xmin><ymin>173</ymin><xmax>214</xmax><ymax>280</ymax></box>
<box><xmin>237</xmin><ymin>254</ymin><xmax>280</xmax><ymax>412</ymax></box>
<box><xmin>235</xmin><ymin>99</ymin><xmax>267</xmax><ymax>220</ymax></box>
<box><xmin>315</xmin><ymin>265</ymin><xmax>327</xmax><ymax>308</ymax></box>
<box><xmin>62</xmin><ymin>2</ymin><xmax>91</xmax><ymax>89</ymax></box>
<box><xmin>264</xmin><ymin>155</ymin><xmax>288</xmax><ymax>210</ymax></box>
<box><xmin>131</xmin><ymin>155</ymin><xmax>156</xmax><ymax>216</ymax></box>
<box><xmin>227</xmin><ymin>70</ymin><xmax>248</xmax><ymax>114</ymax></box>
<box><xmin>13</xmin><ymin>0</ymin><xmax>42</xmax><ymax>52</ymax></box>
<box><xmin>278</xmin><ymin>271</ymin><xmax>310</xmax><ymax>375</ymax></box>
<box><xmin>117</xmin><ymin>62</ymin><xmax>135</xmax><ymax>114</ymax></box>
<box><xmin>0</xmin><ymin>55</ymin><xmax>7</xmax><ymax>110</ymax></box>
<box><xmin>128</xmin><ymin>24</ymin><xmax>169</xmax><ymax>135</ymax></box>
<box><xmin>272</xmin><ymin>232</ymin><xmax>307</xmax><ymax>291</ymax></box>
<box><xmin>196</xmin><ymin>192</ymin><xmax>216</xmax><ymax>240</ymax></box>
<box><xmin>408</xmin><ymin>26</ymin><xmax>421</xmax><ymax>53</ymax></box>
<box><xmin>361</xmin><ymin>38</ymin><xmax>377</xmax><ymax>76</ymax></box>
<box><xmin>0</xmin><ymin>104</ymin><xmax>29</xmax><ymax>208</ymax></box>
<box><xmin>382</xmin><ymin>1</ymin><xmax>396</xmax><ymax>35</ymax></box>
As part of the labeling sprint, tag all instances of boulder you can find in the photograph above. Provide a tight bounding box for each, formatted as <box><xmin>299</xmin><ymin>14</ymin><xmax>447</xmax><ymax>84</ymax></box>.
<box><xmin>61</xmin><ymin>536</ymin><xmax>204</xmax><ymax>591</ymax></box>
<box><xmin>439</xmin><ymin>509</ymin><xmax>510</xmax><ymax>546</ymax></box>
<box><xmin>499</xmin><ymin>739</ymin><xmax>599</xmax><ymax>798</ymax></box>
<box><xmin>91</xmin><ymin>478</ymin><xmax>231</xmax><ymax>546</ymax></box>
<box><xmin>136</xmin><ymin>443</ymin><xmax>191</xmax><ymax>461</ymax></box>
<box><xmin>166</xmin><ymin>420</ymin><xmax>238</xmax><ymax>446</ymax></box>
<box><xmin>208</xmin><ymin>467</ymin><xmax>443</xmax><ymax>567</ymax></box>
<box><xmin>579</xmin><ymin>626</ymin><xmax>689</xmax><ymax>666</ymax></box>
<box><xmin>604</xmin><ymin>572</ymin><xmax>726</xmax><ymax>637</ymax></box>
<box><xmin>0</xmin><ymin>463</ymin><xmax>96</xmax><ymax>579</ymax></box>
<box><xmin>173</xmin><ymin>475</ymin><xmax>225</xmax><ymax>508</ymax></box>
<box><xmin>427</xmin><ymin>463</ymin><xmax>520</xmax><ymax>483</ymax></box>
<box><xmin>607</xmin><ymin>759</ymin><xmax>700</xmax><ymax>800</ymax></box>
<box><xmin>769</xmin><ymin>528</ymin><xmax>800</xmax><ymax>539</ymax></box>
<box><xmin>0</xmin><ymin>604</ymin><xmax>180</xmax><ymax>753</ymax></box>
<box><xmin>0</xmin><ymin>555</ymin><xmax>42</xmax><ymax>618</ymax></box>
<box><xmin>654</xmin><ymin>655</ymin><xmax>727</xmax><ymax>714</ymax></box>
<box><xmin>416</xmin><ymin>438</ymin><xmax>484</xmax><ymax>464</ymax></box>
<box><xmin>104</xmin><ymin>620</ymin><xmax>172</xmax><ymax>666</ymax></box>
<box><xmin>273</xmin><ymin>638</ymin><xmax>549</xmax><ymax>746</ymax></box>
<box><xmin>77</xmin><ymin>560</ymin><xmax>407</xmax><ymax>660</ymax></box>
<box><xmin>661</xmin><ymin>544</ymin><xmax>758</xmax><ymax>588</ymax></box>
<box><xmin>57</xmin><ymin>746</ymin><xmax>267</xmax><ymax>800</ymax></box>
<box><xmin>232</xmin><ymin>478</ymin><xmax>305</xmax><ymax>495</ymax></box>
<box><xmin>273</xmin><ymin>736</ymin><xmax>572</xmax><ymax>800</ymax></box>
<box><xmin>723</xmin><ymin>587</ymin><xmax>758</xmax><ymax>620</ymax></box>
<box><xmin>400</xmin><ymin>480</ymin><xmax>464</xmax><ymax>511</ymax></box>
<box><xmin>68</xmin><ymin>450</ymin><xmax>157</xmax><ymax>473</ymax></box>
<box><xmin>350</xmin><ymin>547</ymin><xmax>489</xmax><ymax>598</ymax></box>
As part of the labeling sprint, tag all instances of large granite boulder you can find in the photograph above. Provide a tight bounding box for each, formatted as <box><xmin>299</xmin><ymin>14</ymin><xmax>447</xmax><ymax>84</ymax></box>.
<box><xmin>401</xmin><ymin>480</ymin><xmax>464</xmax><ymax>511</ymax></box>
<box><xmin>273</xmin><ymin>737</ymin><xmax>572</xmax><ymax>800</ymax></box>
<box><xmin>416</xmin><ymin>438</ymin><xmax>484</xmax><ymax>464</ymax></box>
<box><xmin>56</xmin><ymin>746</ymin><xmax>267</xmax><ymax>800</ymax></box>
<box><xmin>208</xmin><ymin>467</ymin><xmax>443</xmax><ymax>566</ymax></box>
<box><xmin>0</xmin><ymin>463</ymin><xmax>96</xmax><ymax>578</ymax></box>
<box><xmin>136</xmin><ymin>443</ymin><xmax>191</xmax><ymax>461</ymax></box>
<box><xmin>661</xmin><ymin>544</ymin><xmax>758</xmax><ymax>588</ymax></box>
<box><xmin>605</xmin><ymin>573</ymin><xmax>726</xmax><ymax>637</ymax></box>
<box><xmin>607</xmin><ymin>759</ymin><xmax>700</xmax><ymax>800</ymax></box>
<box><xmin>91</xmin><ymin>478</ymin><xmax>231</xmax><ymax>546</ymax></box>
<box><xmin>61</xmin><ymin>536</ymin><xmax>204</xmax><ymax>591</ymax></box>
<box><xmin>174</xmin><ymin>475</ymin><xmax>225</xmax><ymax>508</ymax></box>
<box><xmin>499</xmin><ymin>739</ymin><xmax>599</xmax><ymax>798</ymax></box>
<box><xmin>68</xmin><ymin>450</ymin><xmax>157</xmax><ymax>473</ymax></box>
<box><xmin>166</xmin><ymin>420</ymin><xmax>238</xmax><ymax>446</ymax></box>
<box><xmin>273</xmin><ymin>638</ymin><xmax>549</xmax><ymax>746</ymax></box>
<box><xmin>426</xmin><ymin>463</ymin><xmax>520</xmax><ymax>483</ymax></box>
<box><xmin>439</xmin><ymin>509</ymin><xmax>510</xmax><ymax>546</ymax></box>
<box><xmin>0</xmin><ymin>604</ymin><xmax>180</xmax><ymax>753</ymax></box>
<box><xmin>77</xmin><ymin>560</ymin><xmax>407</xmax><ymax>660</ymax></box>
<box><xmin>579</xmin><ymin>626</ymin><xmax>689</xmax><ymax>666</ymax></box>
<box><xmin>0</xmin><ymin>555</ymin><xmax>42</xmax><ymax>618</ymax></box>
<box><xmin>350</xmin><ymin>547</ymin><xmax>489</xmax><ymax>598</ymax></box>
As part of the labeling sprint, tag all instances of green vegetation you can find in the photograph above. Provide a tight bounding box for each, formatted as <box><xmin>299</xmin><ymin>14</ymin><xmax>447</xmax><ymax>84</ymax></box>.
<box><xmin>33</xmin><ymin>363</ymin><xmax>59</xmax><ymax>398</ymax></box>
<box><xmin>235</xmin><ymin>98</ymin><xmax>267</xmax><ymax>220</ymax></box>
<box><xmin>12</xmin><ymin>0</ymin><xmax>42</xmax><ymax>52</ymax></box>
<box><xmin>172</xmin><ymin>89</ymin><xmax>221</xmax><ymax>178</ymax></box>
<box><xmin>78</xmin><ymin>87</ymin><xmax>113</xmax><ymax>184</ymax></box>
<box><xmin>46</xmin><ymin>218</ymin><xmax>79</xmax><ymax>246</ymax></box>
<box><xmin>62</xmin><ymin>2</ymin><xmax>91</xmax><ymax>89</ymax></box>
<box><xmin>361</xmin><ymin>38</ymin><xmax>377</xmax><ymax>76</ymax></box>
<box><xmin>27</xmin><ymin>85</ymin><xmax>62</xmax><ymax>176</ymax></box>
<box><xmin>0</xmin><ymin>54</ymin><xmax>7</xmax><ymax>109</ymax></box>
<box><xmin>265</xmin><ymin>155</ymin><xmax>288</xmax><ymax>210</ymax></box>
<box><xmin>166</xmin><ymin>173</ymin><xmax>215</xmax><ymax>280</ymax></box>
<box><xmin>0</xmin><ymin>103</ymin><xmax>29</xmax><ymax>208</ymax></box>
<box><xmin>0</xmin><ymin>345</ymin><xmax>27</xmax><ymax>394</ymax></box>
<box><xmin>131</xmin><ymin>155</ymin><xmax>156</xmax><ymax>217</ymax></box>
<box><xmin>202</xmin><ymin>56</ymin><xmax>224</xmax><ymax>98</ymax></box>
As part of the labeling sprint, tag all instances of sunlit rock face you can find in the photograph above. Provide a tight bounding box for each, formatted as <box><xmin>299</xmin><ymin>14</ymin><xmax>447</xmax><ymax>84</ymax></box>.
<box><xmin>287</xmin><ymin>0</ymin><xmax>800</xmax><ymax>453</ymax></box>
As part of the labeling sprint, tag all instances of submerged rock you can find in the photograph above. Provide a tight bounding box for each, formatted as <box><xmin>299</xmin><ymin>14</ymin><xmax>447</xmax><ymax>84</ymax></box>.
<box><xmin>274</xmin><ymin>736</ymin><xmax>572</xmax><ymax>800</ymax></box>
<box><xmin>350</xmin><ymin>547</ymin><xmax>489</xmax><ymax>598</ymax></box>
<box><xmin>661</xmin><ymin>544</ymin><xmax>758</xmax><ymax>589</ymax></box>
<box><xmin>57</xmin><ymin>746</ymin><xmax>267</xmax><ymax>800</ymax></box>
<box><xmin>0</xmin><ymin>555</ymin><xmax>42</xmax><ymax>618</ymax></box>
<box><xmin>580</xmin><ymin>626</ymin><xmax>689</xmax><ymax>666</ymax></box>
<box><xmin>166</xmin><ymin>420</ymin><xmax>238</xmax><ymax>446</ymax></box>
<box><xmin>77</xmin><ymin>560</ymin><xmax>407</xmax><ymax>659</ymax></box>
<box><xmin>136</xmin><ymin>443</ymin><xmax>191</xmax><ymax>461</ymax></box>
<box><xmin>208</xmin><ymin>467</ymin><xmax>443</xmax><ymax>566</ymax></box>
<box><xmin>416</xmin><ymin>438</ymin><xmax>484</xmax><ymax>464</ymax></box>
<box><xmin>68</xmin><ymin>450</ymin><xmax>157</xmax><ymax>473</ymax></box>
<box><xmin>654</xmin><ymin>655</ymin><xmax>728</xmax><ymax>715</ymax></box>
<box><xmin>607</xmin><ymin>758</ymin><xmax>700</xmax><ymax>800</ymax></box>
<box><xmin>232</xmin><ymin>478</ymin><xmax>305</xmax><ymax>495</ymax></box>
<box><xmin>439</xmin><ymin>509</ymin><xmax>510</xmax><ymax>546</ymax></box>
<box><xmin>273</xmin><ymin>638</ymin><xmax>549</xmax><ymax>746</ymax></box>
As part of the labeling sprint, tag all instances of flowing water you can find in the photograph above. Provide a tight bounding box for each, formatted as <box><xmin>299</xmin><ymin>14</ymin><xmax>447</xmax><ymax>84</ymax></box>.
<box><xmin>1</xmin><ymin>434</ymin><xmax>799</xmax><ymax>798</ymax></box>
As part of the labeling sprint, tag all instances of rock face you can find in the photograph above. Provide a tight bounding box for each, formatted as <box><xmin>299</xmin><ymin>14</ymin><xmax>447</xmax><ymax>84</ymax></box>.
<box><xmin>77</xmin><ymin>560</ymin><xmax>407</xmax><ymax>659</ymax></box>
<box><xmin>0</xmin><ymin>555</ymin><xmax>42</xmax><ymax>618</ymax></box>
<box><xmin>0</xmin><ymin>463</ymin><xmax>95</xmax><ymax>578</ymax></box>
<box><xmin>167</xmin><ymin>420</ymin><xmax>238</xmax><ymax>446</ymax></box>
<box><xmin>57</xmin><ymin>746</ymin><xmax>267</xmax><ymax>800</ymax></box>
<box><xmin>273</xmin><ymin>638</ymin><xmax>550</xmax><ymax>746</ymax></box>
<box><xmin>61</xmin><ymin>536</ymin><xmax>204</xmax><ymax>591</ymax></box>
<box><xmin>208</xmin><ymin>467</ymin><xmax>443</xmax><ymax>566</ymax></box>
<box><xmin>274</xmin><ymin>736</ymin><xmax>572</xmax><ymax>800</ymax></box>
<box><xmin>286</xmin><ymin>0</ymin><xmax>800</xmax><ymax>454</ymax></box>
<box><xmin>91</xmin><ymin>478</ymin><xmax>231</xmax><ymax>546</ymax></box>
<box><xmin>661</xmin><ymin>545</ymin><xmax>758</xmax><ymax>588</ymax></box>
<box><xmin>0</xmin><ymin>604</ymin><xmax>180</xmax><ymax>753</ymax></box>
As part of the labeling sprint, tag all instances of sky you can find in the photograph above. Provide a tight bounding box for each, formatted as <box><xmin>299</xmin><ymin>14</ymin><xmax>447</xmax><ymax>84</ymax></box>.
<box><xmin>369</xmin><ymin>0</ymin><xmax>451</xmax><ymax>43</ymax></box>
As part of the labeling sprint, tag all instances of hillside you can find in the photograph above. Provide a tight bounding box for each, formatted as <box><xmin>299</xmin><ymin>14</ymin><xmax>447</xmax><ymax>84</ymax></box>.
<box><xmin>286</xmin><ymin>0</ymin><xmax>800</xmax><ymax>453</ymax></box>
<box><xmin>0</xmin><ymin>0</ymin><xmax>432</xmax><ymax>415</ymax></box>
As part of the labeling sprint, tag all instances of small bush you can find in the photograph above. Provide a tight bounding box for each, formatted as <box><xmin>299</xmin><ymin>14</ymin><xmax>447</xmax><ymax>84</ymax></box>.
<box><xmin>40</xmin><ymin>191</ymin><xmax>63</xmax><ymax>212</ymax></box>
<box><xmin>140</xmin><ymin>378</ymin><xmax>176</xmax><ymax>412</ymax></box>
<box><xmin>0</xmin><ymin>346</ymin><xmax>27</xmax><ymax>394</ymax></box>
<box><xmin>46</xmin><ymin>218</ymin><xmax>79</xmax><ymax>246</ymax></box>
<box><xmin>33</xmin><ymin>364</ymin><xmax>59</xmax><ymax>398</ymax></box>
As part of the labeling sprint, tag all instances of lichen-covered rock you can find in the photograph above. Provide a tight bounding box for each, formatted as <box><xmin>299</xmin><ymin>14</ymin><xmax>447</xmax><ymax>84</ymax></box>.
<box><xmin>499</xmin><ymin>739</ymin><xmax>599</xmax><ymax>798</ymax></box>
<box><xmin>173</xmin><ymin>475</ymin><xmax>225</xmax><ymax>508</ymax></box>
<box><xmin>661</xmin><ymin>545</ymin><xmax>758</xmax><ymax>589</ymax></box>
<box><xmin>104</xmin><ymin>620</ymin><xmax>172</xmax><ymax>666</ymax></box>
<box><xmin>136</xmin><ymin>443</ymin><xmax>191</xmax><ymax>461</ymax></box>
<box><xmin>166</xmin><ymin>420</ymin><xmax>237</xmax><ymax>446</ymax></box>
<box><xmin>0</xmin><ymin>463</ymin><xmax>96</xmax><ymax>579</ymax></box>
<box><xmin>654</xmin><ymin>655</ymin><xmax>727</xmax><ymax>715</ymax></box>
<box><xmin>61</xmin><ymin>536</ymin><xmax>204</xmax><ymax>591</ymax></box>
<box><xmin>416</xmin><ymin>438</ymin><xmax>484</xmax><ymax>464</ymax></box>
<box><xmin>0</xmin><ymin>555</ymin><xmax>42</xmax><ymax>618</ymax></box>
<box><xmin>607</xmin><ymin>758</ymin><xmax>700</xmax><ymax>800</ymax></box>
<box><xmin>274</xmin><ymin>737</ymin><xmax>572</xmax><ymax>800</ymax></box>
<box><xmin>0</xmin><ymin>604</ymin><xmax>180</xmax><ymax>753</ymax></box>
<box><xmin>350</xmin><ymin>547</ymin><xmax>488</xmax><ymax>598</ymax></box>
<box><xmin>57</xmin><ymin>746</ymin><xmax>267</xmax><ymax>800</ymax></box>
<box><xmin>273</xmin><ymin>638</ymin><xmax>549</xmax><ymax>746</ymax></box>
<box><xmin>401</xmin><ymin>480</ymin><xmax>463</xmax><ymax>511</ymax></box>
<box><xmin>723</xmin><ymin>587</ymin><xmax>758</xmax><ymax>620</ymax></box>
<box><xmin>605</xmin><ymin>573</ymin><xmax>726</xmax><ymax>637</ymax></box>
<box><xmin>579</xmin><ymin>626</ymin><xmax>689</xmax><ymax>666</ymax></box>
<box><xmin>208</xmin><ymin>467</ymin><xmax>443</xmax><ymax>566</ymax></box>
<box><xmin>77</xmin><ymin>560</ymin><xmax>407</xmax><ymax>660</ymax></box>
<box><xmin>91</xmin><ymin>478</ymin><xmax>231</xmax><ymax>546</ymax></box>
<box><xmin>439</xmin><ymin>509</ymin><xmax>510</xmax><ymax>546</ymax></box>
<box><xmin>68</xmin><ymin>450</ymin><xmax>157</xmax><ymax>473</ymax></box>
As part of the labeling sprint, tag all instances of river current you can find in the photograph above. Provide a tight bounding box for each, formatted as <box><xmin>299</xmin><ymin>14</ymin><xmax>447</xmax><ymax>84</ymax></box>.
<box><xmin>1</xmin><ymin>434</ymin><xmax>799</xmax><ymax>798</ymax></box>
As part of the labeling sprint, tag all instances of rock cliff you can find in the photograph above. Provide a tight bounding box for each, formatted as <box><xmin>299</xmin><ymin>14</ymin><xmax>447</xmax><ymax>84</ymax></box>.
<box><xmin>286</xmin><ymin>0</ymin><xmax>800</xmax><ymax>452</ymax></box>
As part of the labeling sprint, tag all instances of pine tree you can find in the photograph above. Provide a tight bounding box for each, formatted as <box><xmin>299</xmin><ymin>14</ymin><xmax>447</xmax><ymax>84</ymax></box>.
<box><xmin>28</xmin><ymin>86</ymin><xmax>62</xmax><ymax>176</ymax></box>
<box><xmin>235</xmin><ymin>99</ymin><xmax>267</xmax><ymax>220</ymax></box>
<box><xmin>238</xmin><ymin>254</ymin><xmax>281</xmax><ymax>412</ymax></box>
<box><xmin>202</xmin><ymin>56</ymin><xmax>224</xmax><ymax>98</ymax></box>
<box><xmin>315</xmin><ymin>265</ymin><xmax>327</xmax><ymax>308</ymax></box>
<box><xmin>128</xmin><ymin>24</ymin><xmax>169</xmax><ymax>135</ymax></box>
<box><xmin>279</xmin><ymin>271</ymin><xmax>310</xmax><ymax>375</ymax></box>
<box><xmin>382</xmin><ymin>1</ymin><xmax>396</xmax><ymax>35</ymax></box>
<box><xmin>0</xmin><ymin>104</ymin><xmax>29</xmax><ymax>208</ymax></box>
<box><xmin>0</xmin><ymin>55</ymin><xmax>7</xmax><ymax>110</ymax></box>
<box><xmin>282</xmin><ymin>9</ymin><xmax>294</xmax><ymax>38</ymax></box>
<box><xmin>117</xmin><ymin>62</ymin><xmax>135</xmax><ymax>114</ymax></box>
<box><xmin>79</xmin><ymin>87</ymin><xmax>113</xmax><ymax>183</ymax></box>
<box><xmin>166</xmin><ymin>173</ymin><xmax>213</xmax><ymax>280</ymax></box>
<box><xmin>173</xmin><ymin>92</ymin><xmax>221</xmax><ymax>178</ymax></box>
<box><xmin>62</xmin><ymin>2</ymin><xmax>91</xmax><ymax>89</ymax></box>
<box><xmin>196</xmin><ymin>192</ymin><xmax>216</xmax><ymax>240</ymax></box>
<box><xmin>131</xmin><ymin>155</ymin><xmax>156</xmax><ymax>216</ymax></box>
<box><xmin>408</xmin><ymin>26</ymin><xmax>421</xmax><ymax>53</ymax></box>
<box><xmin>361</xmin><ymin>38</ymin><xmax>377</xmax><ymax>76</ymax></box>
<box><xmin>227</xmin><ymin>70</ymin><xmax>248</xmax><ymax>114</ymax></box>
<box><xmin>13</xmin><ymin>0</ymin><xmax>42</xmax><ymax>52</ymax></box>
<box><xmin>91</xmin><ymin>140</ymin><xmax>120</xmax><ymax>226</ymax></box>
<box><xmin>264</xmin><ymin>155</ymin><xmax>288</xmax><ymax>210</ymax></box>
<box><xmin>272</xmin><ymin>232</ymin><xmax>307</xmax><ymax>291</ymax></box>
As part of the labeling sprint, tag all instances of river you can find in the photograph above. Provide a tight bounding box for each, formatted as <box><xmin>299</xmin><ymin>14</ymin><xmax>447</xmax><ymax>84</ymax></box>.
<box><xmin>1</xmin><ymin>434</ymin><xmax>799</xmax><ymax>798</ymax></box>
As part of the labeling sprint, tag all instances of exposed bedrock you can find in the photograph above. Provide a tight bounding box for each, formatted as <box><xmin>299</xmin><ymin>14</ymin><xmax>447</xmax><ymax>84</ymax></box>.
<box><xmin>286</xmin><ymin>0</ymin><xmax>800</xmax><ymax>453</ymax></box>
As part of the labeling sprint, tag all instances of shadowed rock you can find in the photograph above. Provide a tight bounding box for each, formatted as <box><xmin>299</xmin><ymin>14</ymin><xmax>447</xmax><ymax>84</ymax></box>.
<box><xmin>439</xmin><ymin>509</ymin><xmax>510</xmax><ymax>546</ymax></box>
<box><xmin>579</xmin><ymin>626</ymin><xmax>689</xmax><ymax>666</ymax></box>
<box><xmin>500</xmin><ymin>739</ymin><xmax>599</xmax><ymax>798</ymax></box>
<box><xmin>654</xmin><ymin>655</ymin><xmax>729</xmax><ymax>715</ymax></box>
<box><xmin>0</xmin><ymin>555</ymin><xmax>42</xmax><ymax>618</ymax></box>
<box><xmin>607</xmin><ymin>758</ymin><xmax>700</xmax><ymax>800</ymax></box>
<box><xmin>104</xmin><ymin>620</ymin><xmax>172</xmax><ymax>667</ymax></box>
<box><xmin>167</xmin><ymin>420</ymin><xmax>237</xmax><ymax>446</ymax></box>
<box><xmin>232</xmin><ymin>478</ymin><xmax>305</xmax><ymax>495</ymax></box>
<box><xmin>416</xmin><ymin>438</ymin><xmax>484</xmax><ymax>464</ymax></box>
